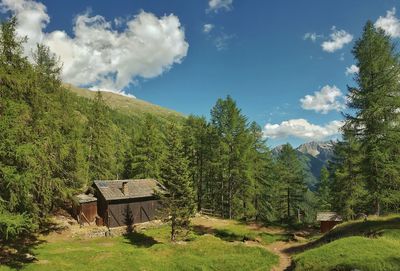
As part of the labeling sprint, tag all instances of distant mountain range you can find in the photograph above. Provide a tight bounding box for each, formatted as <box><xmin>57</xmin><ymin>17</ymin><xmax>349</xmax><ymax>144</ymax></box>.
<box><xmin>272</xmin><ymin>140</ymin><xmax>336</xmax><ymax>190</ymax></box>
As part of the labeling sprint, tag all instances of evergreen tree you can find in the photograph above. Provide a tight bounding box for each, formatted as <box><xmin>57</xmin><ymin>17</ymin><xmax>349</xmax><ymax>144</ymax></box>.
<box><xmin>346</xmin><ymin>21</ymin><xmax>400</xmax><ymax>215</ymax></box>
<box><xmin>126</xmin><ymin>114</ymin><xmax>164</xmax><ymax>180</ymax></box>
<box><xmin>276</xmin><ymin>144</ymin><xmax>307</xmax><ymax>222</ymax></box>
<box><xmin>87</xmin><ymin>91</ymin><xmax>117</xmax><ymax>181</ymax></box>
<box><xmin>210</xmin><ymin>96</ymin><xmax>251</xmax><ymax>219</ymax></box>
<box><xmin>317</xmin><ymin>166</ymin><xmax>331</xmax><ymax>211</ymax></box>
<box><xmin>159</xmin><ymin>124</ymin><xmax>195</xmax><ymax>241</ymax></box>
<box><xmin>330</xmin><ymin>130</ymin><xmax>367</xmax><ymax>219</ymax></box>
<box><xmin>182</xmin><ymin>115</ymin><xmax>209</xmax><ymax>211</ymax></box>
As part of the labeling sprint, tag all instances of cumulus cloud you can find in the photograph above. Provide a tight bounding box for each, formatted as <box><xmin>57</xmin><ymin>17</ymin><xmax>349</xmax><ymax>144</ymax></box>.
<box><xmin>207</xmin><ymin>0</ymin><xmax>233</xmax><ymax>13</ymax></box>
<box><xmin>303</xmin><ymin>32</ymin><xmax>322</xmax><ymax>42</ymax></box>
<box><xmin>300</xmin><ymin>85</ymin><xmax>345</xmax><ymax>114</ymax></box>
<box><xmin>375</xmin><ymin>8</ymin><xmax>400</xmax><ymax>38</ymax></box>
<box><xmin>321</xmin><ymin>27</ymin><xmax>353</xmax><ymax>53</ymax></box>
<box><xmin>345</xmin><ymin>64</ymin><xmax>359</xmax><ymax>76</ymax></box>
<box><xmin>203</xmin><ymin>23</ymin><xmax>214</xmax><ymax>34</ymax></box>
<box><xmin>0</xmin><ymin>0</ymin><xmax>189</xmax><ymax>95</ymax></box>
<box><xmin>263</xmin><ymin>119</ymin><xmax>343</xmax><ymax>140</ymax></box>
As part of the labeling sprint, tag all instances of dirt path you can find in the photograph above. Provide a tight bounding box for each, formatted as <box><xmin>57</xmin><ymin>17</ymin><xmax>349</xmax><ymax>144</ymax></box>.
<box><xmin>266</xmin><ymin>241</ymin><xmax>295</xmax><ymax>271</ymax></box>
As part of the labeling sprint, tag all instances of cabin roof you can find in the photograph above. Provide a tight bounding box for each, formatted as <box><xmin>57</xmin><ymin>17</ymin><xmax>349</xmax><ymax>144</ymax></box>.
<box><xmin>75</xmin><ymin>193</ymin><xmax>97</xmax><ymax>204</ymax></box>
<box><xmin>316</xmin><ymin>212</ymin><xmax>343</xmax><ymax>222</ymax></box>
<box><xmin>93</xmin><ymin>179</ymin><xmax>165</xmax><ymax>201</ymax></box>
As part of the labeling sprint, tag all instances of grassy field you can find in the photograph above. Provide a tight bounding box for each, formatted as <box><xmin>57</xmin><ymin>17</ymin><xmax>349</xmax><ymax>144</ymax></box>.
<box><xmin>0</xmin><ymin>217</ymin><xmax>280</xmax><ymax>271</ymax></box>
<box><xmin>65</xmin><ymin>83</ymin><xmax>183</xmax><ymax>121</ymax></box>
<box><xmin>293</xmin><ymin>215</ymin><xmax>400</xmax><ymax>271</ymax></box>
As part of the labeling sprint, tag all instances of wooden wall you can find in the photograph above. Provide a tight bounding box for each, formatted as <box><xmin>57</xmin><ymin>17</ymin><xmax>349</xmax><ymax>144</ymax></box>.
<box><xmin>78</xmin><ymin>202</ymin><xmax>97</xmax><ymax>225</ymax></box>
<box><xmin>106</xmin><ymin>197</ymin><xmax>160</xmax><ymax>228</ymax></box>
<box><xmin>320</xmin><ymin>221</ymin><xmax>339</xmax><ymax>233</ymax></box>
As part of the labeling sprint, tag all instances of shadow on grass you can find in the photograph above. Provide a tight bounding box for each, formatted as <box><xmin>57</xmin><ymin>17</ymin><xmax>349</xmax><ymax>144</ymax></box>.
<box><xmin>0</xmin><ymin>219</ymin><xmax>70</xmax><ymax>270</ymax></box>
<box><xmin>284</xmin><ymin>216</ymin><xmax>400</xmax><ymax>255</ymax></box>
<box><xmin>0</xmin><ymin>235</ymin><xmax>45</xmax><ymax>270</ymax></box>
<box><xmin>123</xmin><ymin>232</ymin><xmax>160</xmax><ymax>248</ymax></box>
<box><xmin>191</xmin><ymin>225</ymin><xmax>246</xmax><ymax>242</ymax></box>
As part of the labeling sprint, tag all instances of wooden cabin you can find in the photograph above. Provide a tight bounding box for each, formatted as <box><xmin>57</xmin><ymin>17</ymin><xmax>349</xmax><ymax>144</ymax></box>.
<box><xmin>93</xmin><ymin>179</ymin><xmax>165</xmax><ymax>228</ymax></box>
<box><xmin>75</xmin><ymin>193</ymin><xmax>98</xmax><ymax>225</ymax></box>
<box><xmin>316</xmin><ymin>212</ymin><xmax>343</xmax><ymax>233</ymax></box>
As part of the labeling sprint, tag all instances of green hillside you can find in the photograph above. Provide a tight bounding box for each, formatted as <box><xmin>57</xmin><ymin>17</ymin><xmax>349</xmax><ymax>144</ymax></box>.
<box><xmin>64</xmin><ymin>84</ymin><xmax>183</xmax><ymax>122</ymax></box>
<box><xmin>293</xmin><ymin>215</ymin><xmax>400</xmax><ymax>271</ymax></box>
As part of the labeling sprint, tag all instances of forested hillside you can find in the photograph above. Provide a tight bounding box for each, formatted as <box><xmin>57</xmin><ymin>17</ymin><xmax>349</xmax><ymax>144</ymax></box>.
<box><xmin>0</xmin><ymin>18</ymin><xmax>313</xmax><ymax>241</ymax></box>
<box><xmin>1</xmin><ymin>16</ymin><xmax>400</xmax><ymax>256</ymax></box>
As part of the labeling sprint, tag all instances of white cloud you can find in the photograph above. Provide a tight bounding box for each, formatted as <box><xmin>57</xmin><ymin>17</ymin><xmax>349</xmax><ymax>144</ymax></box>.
<box><xmin>1</xmin><ymin>0</ymin><xmax>189</xmax><ymax>95</ymax></box>
<box><xmin>303</xmin><ymin>32</ymin><xmax>322</xmax><ymax>42</ymax></box>
<box><xmin>214</xmin><ymin>32</ymin><xmax>234</xmax><ymax>51</ymax></box>
<box><xmin>263</xmin><ymin>119</ymin><xmax>343</xmax><ymax>140</ymax></box>
<box><xmin>345</xmin><ymin>64</ymin><xmax>359</xmax><ymax>76</ymax></box>
<box><xmin>203</xmin><ymin>23</ymin><xmax>214</xmax><ymax>34</ymax></box>
<box><xmin>375</xmin><ymin>8</ymin><xmax>400</xmax><ymax>38</ymax></box>
<box><xmin>300</xmin><ymin>85</ymin><xmax>345</xmax><ymax>114</ymax></box>
<box><xmin>321</xmin><ymin>27</ymin><xmax>353</xmax><ymax>53</ymax></box>
<box><xmin>207</xmin><ymin>0</ymin><xmax>233</xmax><ymax>13</ymax></box>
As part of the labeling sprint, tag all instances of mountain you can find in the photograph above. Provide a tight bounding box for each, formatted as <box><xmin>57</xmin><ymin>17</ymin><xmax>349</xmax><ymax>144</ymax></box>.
<box><xmin>272</xmin><ymin>141</ymin><xmax>336</xmax><ymax>190</ymax></box>
<box><xmin>64</xmin><ymin>84</ymin><xmax>183</xmax><ymax>122</ymax></box>
<box><xmin>296</xmin><ymin>140</ymin><xmax>335</xmax><ymax>163</ymax></box>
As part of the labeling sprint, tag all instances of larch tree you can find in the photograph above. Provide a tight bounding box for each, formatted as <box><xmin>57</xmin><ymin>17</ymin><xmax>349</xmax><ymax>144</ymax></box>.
<box><xmin>346</xmin><ymin>21</ymin><xmax>400</xmax><ymax>215</ymax></box>
<box><xmin>276</xmin><ymin>144</ymin><xmax>307</xmax><ymax>222</ymax></box>
<box><xmin>159</xmin><ymin>123</ymin><xmax>195</xmax><ymax>241</ymax></box>
<box><xmin>127</xmin><ymin>114</ymin><xmax>164</xmax><ymax>180</ymax></box>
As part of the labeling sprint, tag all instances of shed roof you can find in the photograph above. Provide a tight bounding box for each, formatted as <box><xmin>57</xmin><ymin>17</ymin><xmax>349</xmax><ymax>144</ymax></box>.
<box><xmin>75</xmin><ymin>193</ymin><xmax>97</xmax><ymax>204</ymax></box>
<box><xmin>93</xmin><ymin>179</ymin><xmax>165</xmax><ymax>201</ymax></box>
<box><xmin>316</xmin><ymin>212</ymin><xmax>343</xmax><ymax>222</ymax></box>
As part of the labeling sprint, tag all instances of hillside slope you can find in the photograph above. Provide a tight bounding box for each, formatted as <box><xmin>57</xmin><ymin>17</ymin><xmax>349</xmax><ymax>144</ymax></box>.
<box><xmin>293</xmin><ymin>215</ymin><xmax>400</xmax><ymax>271</ymax></box>
<box><xmin>64</xmin><ymin>84</ymin><xmax>183</xmax><ymax>122</ymax></box>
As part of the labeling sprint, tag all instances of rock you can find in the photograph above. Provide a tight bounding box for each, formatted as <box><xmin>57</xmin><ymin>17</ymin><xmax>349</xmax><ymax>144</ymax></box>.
<box><xmin>24</xmin><ymin>253</ymin><xmax>36</xmax><ymax>262</ymax></box>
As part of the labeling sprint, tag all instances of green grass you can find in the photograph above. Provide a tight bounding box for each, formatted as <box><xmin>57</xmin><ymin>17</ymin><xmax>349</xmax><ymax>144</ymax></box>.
<box><xmin>293</xmin><ymin>215</ymin><xmax>400</xmax><ymax>271</ymax></box>
<box><xmin>65</xmin><ymin>83</ymin><xmax>183</xmax><ymax>121</ymax></box>
<box><xmin>0</xmin><ymin>224</ymin><xmax>279</xmax><ymax>271</ymax></box>
<box><xmin>191</xmin><ymin>217</ymin><xmax>290</xmax><ymax>245</ymax></box>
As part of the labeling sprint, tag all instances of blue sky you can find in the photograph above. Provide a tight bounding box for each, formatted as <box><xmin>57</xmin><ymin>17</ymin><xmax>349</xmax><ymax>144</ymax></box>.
<box><xmin>2</xmin><ymin>0</ymin><xmax>400</xmax><ymax>147</ymax></box>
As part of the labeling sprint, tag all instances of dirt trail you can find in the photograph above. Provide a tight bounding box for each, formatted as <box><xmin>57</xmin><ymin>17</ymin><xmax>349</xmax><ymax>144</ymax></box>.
<box><xmin>266</xmin><ymin>241</ymin><xmax>295</xmax><ymax>271</ymax></box>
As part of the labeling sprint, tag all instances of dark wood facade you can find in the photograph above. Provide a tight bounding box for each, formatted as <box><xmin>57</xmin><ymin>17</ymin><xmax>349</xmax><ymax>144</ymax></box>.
<box><xmin>93</xmin><ymin>179</ymin><xmax>164</xmax><ymax>228</ymax></box>
<box><xmin>316</xmin><ymin>212</ymin><xmax>342</xmax><ymax>233</ymax></box>
<box><xmin>320</xmin><ymin>220</ymin><xmax>340</xmax><ymax>233</ymax></box>
<box><xmin>75</xmin><ymin>194</ymin><xmax>98</xmax><ymax>225</ymax></box>
<box><xmin>97</xmin><ymin>196</ymin><xmax>160</xmax><ymax>228</ymax></box>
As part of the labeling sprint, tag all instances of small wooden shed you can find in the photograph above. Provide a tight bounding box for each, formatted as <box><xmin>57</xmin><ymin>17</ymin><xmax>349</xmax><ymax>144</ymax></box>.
<box><xmin>75</xmin><ymin>193</ymin><xmax>98</xmax><ymax>225</ymax></box>
<box><xmin>316</xmin><ymin>212</ymin><xmax>343</xmax><ymax>233</ymax></box>
<box><xmin>93</xmin><ymin>179</ymin><xmax>165</xmax><ymax>228</ymax></box>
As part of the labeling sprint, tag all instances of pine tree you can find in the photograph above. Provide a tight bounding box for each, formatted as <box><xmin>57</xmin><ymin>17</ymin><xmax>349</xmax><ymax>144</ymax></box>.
<box><xmin>127</xmin><ymin>114</ymin><xmax>164</xmax><ymax>180</ymax></box>
<box><xmin>276</xmin><ymin>144</ymin><xmax>307</xmax><ymax>222</ymax></box>
<box><xmin>87</xmin><ymin>91</ymin><xmax>117</xmax><ymax>181</ymax></box>
<box><xmin>159</xmin><ymin>124</ymin><xmax>195</xmax><ymax>241</ymax></box>
<box><xmin>330</xmin><ymin>130</ymin><xmax>367</xmax><ymax>219</ymax></box>
<box><xmin>317</xmin><ymin>166</ymin><xmax>331</xmax><ymax>211</ymax></box>
<box><xmin>182</xmin><ymin>115</ymin><xmax>209</xmax><ymax>211</ymax></box>
<box><xmin>346</xmin><ymin>21</ymin><xmax>400</xmax><ymax>215</ymax></box>
<box><xmin>210</xmin><ymin>95</ymin><xmax>251</xmax><ymax>219</ymax></box>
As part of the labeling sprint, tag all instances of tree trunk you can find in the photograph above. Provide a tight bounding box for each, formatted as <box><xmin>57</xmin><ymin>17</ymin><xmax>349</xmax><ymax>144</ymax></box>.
<box><xmin>287</xmin><ymin>187</ymin><xmax>290</xmax><ymax>219</ymax></box>
<box><xmin>171</xmin><ymin>217</ymin><xmax>176</xmax><ymax>241</ymax></box>
<box><xmin>376</xmin><ymin>199</ymin><xmax>381</xmax><ymax>216</ymax></box>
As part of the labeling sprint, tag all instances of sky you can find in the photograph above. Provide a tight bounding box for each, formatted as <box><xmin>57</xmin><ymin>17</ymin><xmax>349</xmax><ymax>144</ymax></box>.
<box><xmin>1</xmin><ymin>0</ymin><xmax>400</xmax><ymax>147</ymax></box>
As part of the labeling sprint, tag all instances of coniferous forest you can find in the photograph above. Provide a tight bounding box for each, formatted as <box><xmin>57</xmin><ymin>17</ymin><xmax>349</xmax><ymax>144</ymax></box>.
<box><xmin>0</xmin><ymin>15</ymin><xmax>400</xmax><ymax>253</ymax></box>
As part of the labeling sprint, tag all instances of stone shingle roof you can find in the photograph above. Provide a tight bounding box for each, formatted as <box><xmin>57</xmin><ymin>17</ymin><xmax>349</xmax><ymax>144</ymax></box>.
<box><xmin>94</xmin><ymin>179</ymin><xmax>165</xmax><ymax>201</ymax></box>
<box><xmin>75</xmin><ymin>193</ymin><xmax>97</xmax><ymax>203</ymax></box>
<box><xmin>316</xmin><ymin>212</ymin><xmax>343</xmax><ymax>222</ymax></box>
